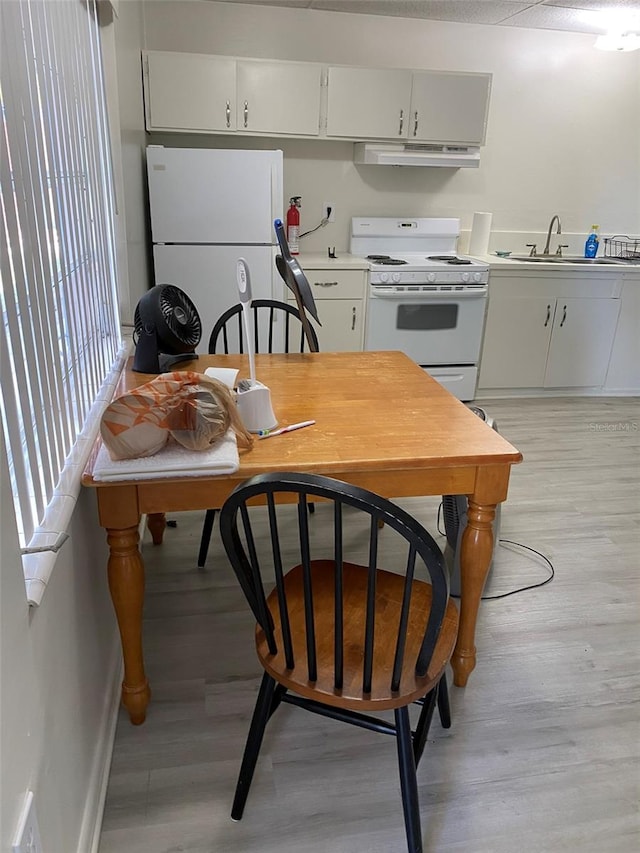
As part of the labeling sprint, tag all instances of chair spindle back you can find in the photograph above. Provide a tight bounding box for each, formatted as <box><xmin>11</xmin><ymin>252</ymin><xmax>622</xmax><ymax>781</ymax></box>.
<box><xmin>220</xmin><ymin>473</ymin><xmax>450</xmax><ymax>698</ymax></box>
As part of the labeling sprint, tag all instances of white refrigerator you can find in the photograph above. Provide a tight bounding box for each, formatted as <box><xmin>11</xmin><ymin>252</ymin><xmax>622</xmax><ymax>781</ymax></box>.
<box><xmin>146</xmin><ymin>145</ymin><xmax>284</xmax><ymax>339</ymax></box>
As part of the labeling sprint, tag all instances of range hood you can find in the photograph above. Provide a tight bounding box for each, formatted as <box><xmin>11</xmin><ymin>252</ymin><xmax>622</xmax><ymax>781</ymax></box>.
<box><xmin>354</xmin><ymin>142</ymin><xmax>480</xmax><ymax>168</ymax></box>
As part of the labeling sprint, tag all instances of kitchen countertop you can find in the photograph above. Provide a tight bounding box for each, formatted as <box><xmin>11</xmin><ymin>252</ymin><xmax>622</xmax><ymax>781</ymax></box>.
<box><xmin>477</xmin><ymin>253</ymin><xmax>640</xmax><ymax>273</ymax></box>
<box><xmin>297</xmin><ymin>252</ymin><xmax>370</xmax><ymax>270</ymax></box>
<box><xmin>296</xmin><ymin>251</ymin><xmax>640</xmax><ymax>276</ymax></box>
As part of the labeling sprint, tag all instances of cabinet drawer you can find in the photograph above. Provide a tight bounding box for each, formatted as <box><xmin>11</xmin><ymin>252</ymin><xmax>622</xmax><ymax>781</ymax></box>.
<box><xmin>305</xmin><ymin>270</ymin><xmax>366</xmax><ymax>299</ymax></box>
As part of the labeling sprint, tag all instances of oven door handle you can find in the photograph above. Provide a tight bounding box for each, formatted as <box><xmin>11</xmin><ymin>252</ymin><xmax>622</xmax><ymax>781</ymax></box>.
<box><xmin>370</xmin><ymin>287</ymin><xmax>487</xmax><ymax>299</ymax></box>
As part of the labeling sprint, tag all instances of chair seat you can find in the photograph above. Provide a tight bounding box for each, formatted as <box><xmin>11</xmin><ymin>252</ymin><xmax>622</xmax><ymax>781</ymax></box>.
<box><xmin>257</xmin><ymin>560</ymin><xmax>459</xmax><ymax>712</ymax></box>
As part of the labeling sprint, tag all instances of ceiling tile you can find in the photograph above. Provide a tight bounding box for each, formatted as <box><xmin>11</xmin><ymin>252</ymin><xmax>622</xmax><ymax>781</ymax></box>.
<box><xmin>214</xmin><ymin>0</ymin><xmax>640</xmax><ymax>34</ymax></box>
<box><xmin>309</xmin><ymin>1</ymin><xmax>532</xmax><ymax>25</ymax></box>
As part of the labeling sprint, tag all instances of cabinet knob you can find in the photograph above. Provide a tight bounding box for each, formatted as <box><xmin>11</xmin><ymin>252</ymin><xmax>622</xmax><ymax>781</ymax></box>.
<box><xmin>413</xmin><ymin>111</ymin><xmax>418</xmax><ymax>137</ymax></box>
<box><xmin>559</xmin><ymin>305</ymin><xmax>567</xmax><ymax>327</ymax></box>
<box><xmin>352</xmin><ymin>306</ymin><xmax>357</xmax><ymax>331</ymax></box>
<box><xmin>544</xmin><ymin>304</ymin><xmax>551</xmax><ymax>327</ymax></box>
<box><xmin>244</xmin><ymin>101</ymin><xmax>248</xmax><ymax>128</ymax></box>
<box><xmin>226</xmin><ymin>100</ymin><xmax>231</xmax><ymax>128</ymax></box>
<box><xmin>313</xmin><ymin>281</ymin><xmax>338</xmax><ymax>288</ymax></box>
<box><xmin>398</xmin><ymin>109</ymin><xmax>404</xmax><ymax>136</ymax></box>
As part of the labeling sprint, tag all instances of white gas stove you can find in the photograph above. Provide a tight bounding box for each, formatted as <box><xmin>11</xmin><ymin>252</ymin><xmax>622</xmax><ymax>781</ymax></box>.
<box><xmin>351</xmin><ymin>217</ymin><xmax>489</xmax><ymax>284</ymax></box>
<box><xmin>350</xmin><ymin>217</ymin><xmax>490</xmax><ymax>401</ymax></box>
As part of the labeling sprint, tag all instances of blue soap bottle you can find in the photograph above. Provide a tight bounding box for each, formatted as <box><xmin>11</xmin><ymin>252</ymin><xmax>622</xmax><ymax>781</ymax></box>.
<box><xmin>584</xmin><ymin>225</ymin><xmax>599</xmax><ymax>258</ymax></box>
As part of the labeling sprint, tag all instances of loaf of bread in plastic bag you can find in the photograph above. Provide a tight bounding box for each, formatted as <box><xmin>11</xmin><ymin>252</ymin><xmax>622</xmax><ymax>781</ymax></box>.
<box><xmin>100</xmin><ymin>371</ymin><xmax>253</xmax><ymax>461</ymax></box>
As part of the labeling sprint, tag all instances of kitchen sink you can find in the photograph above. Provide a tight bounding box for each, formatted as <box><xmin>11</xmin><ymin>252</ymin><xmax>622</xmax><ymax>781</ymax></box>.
<box><xmin>510</xmin><ymin>255</ymin><xmax>625</xmax><ymax>265</ymax></box>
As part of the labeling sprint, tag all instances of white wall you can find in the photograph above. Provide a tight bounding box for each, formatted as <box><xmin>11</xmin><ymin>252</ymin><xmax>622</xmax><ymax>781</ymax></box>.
<box><xmin>113</xmin><ymin>0</ymin><xmax>640</xmax><ymax>313</ymax></box>
<box><xmin>0</xmin><ymin>430</ymin><xmax>120</xmax><ymax>853</ymax></box>
<box><xmin>111</xmin><ymin>0</ymin><xmax>151</xmax><ymax>327</ymax></box>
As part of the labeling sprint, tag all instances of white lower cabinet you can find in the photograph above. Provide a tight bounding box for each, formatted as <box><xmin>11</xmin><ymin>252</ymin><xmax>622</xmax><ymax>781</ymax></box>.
<box><xmin>544</xmin><ymin>298</ymin><xmax>620</xmax><ymax>387</ymax></box>
<box><xmin>289</xmin><ymin>262</ymin><xmax>368</xmax><ymax>352</ymax></box>
<box><xmin>479</xmin><ymin>273</ymin><xmax>622</xmax><ymax>391</ymax></box>
<box><xmin>604</xmin><ymin>276</ymin><xmax>640</xmax><ymax>392</ymax></box>
<box><xmin>480</xmin><ymin>294</ymin><xmax>552</xmax><ymax>388</ymax></box>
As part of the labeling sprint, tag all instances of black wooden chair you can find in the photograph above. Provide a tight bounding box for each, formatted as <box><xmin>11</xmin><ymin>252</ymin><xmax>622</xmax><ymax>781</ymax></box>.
<box><xmin>207</xmin><ymin>298</ymin><xmax>319</xmax><ymax>357</ymax></box>
<box><xmin>219</xmin><ymin>472</ymin><xmax>458</xmax><ymax>853</ymax></box>
<box><xmin>197</xmin><ymin>300</ymin><xmax>319</xmax><ymax>569</ymax></box>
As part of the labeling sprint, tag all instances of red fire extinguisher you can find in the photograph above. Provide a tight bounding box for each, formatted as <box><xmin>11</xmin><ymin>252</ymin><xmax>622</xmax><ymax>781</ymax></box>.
<box><xmin>286</xmin><ymin>196</ymin><xmax>301</xmax><ymax>255</ymax></box>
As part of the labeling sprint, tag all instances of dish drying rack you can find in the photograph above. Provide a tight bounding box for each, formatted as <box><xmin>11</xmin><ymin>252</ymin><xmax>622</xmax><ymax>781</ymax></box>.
<box><xmin>604</xmin><ymin>235</ymin><xmax>640</xmax><ymax>260</ymax></box>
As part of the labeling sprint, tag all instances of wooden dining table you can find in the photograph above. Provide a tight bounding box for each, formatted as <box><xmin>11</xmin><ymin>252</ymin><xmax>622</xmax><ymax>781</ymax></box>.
<box><xmin>83</xmin><ymin>350</ymin><xmax>522</xmax><ymax>724</ymax></box>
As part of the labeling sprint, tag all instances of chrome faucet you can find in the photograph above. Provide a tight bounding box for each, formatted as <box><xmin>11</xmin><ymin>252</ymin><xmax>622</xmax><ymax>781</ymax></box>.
<box><xmin>543</xmin><ymin>215</ymin><xmax>562</xmax><ymax>255</ymax></box>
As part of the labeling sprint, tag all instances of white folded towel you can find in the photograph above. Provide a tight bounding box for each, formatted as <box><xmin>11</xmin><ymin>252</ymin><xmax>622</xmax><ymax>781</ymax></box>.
<box><xmin>92</xmin><ymin>428</ymin><xmax>239</xmax><ymax>482</ymax></box>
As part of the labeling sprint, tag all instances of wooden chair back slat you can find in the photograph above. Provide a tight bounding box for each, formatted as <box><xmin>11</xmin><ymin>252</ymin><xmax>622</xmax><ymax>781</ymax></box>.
<box><xmin>239</xmin><ymin>503</ymin><xmax>276</xmax><ymax>655</ymax></box>
<box><xmin>392</xmin><ymin>546</ymin><xmax>417</xmax><ymax>692</ymax></box>
<box><xmin>333</xmin><ymin>501</ymin><xmax>344</xmax><ymax>690</ymax></box>
<box><xmin>266</xmin><ymin>495</ymin><xmax>294</xmax><ymax>670</ymax></box>
<box><xmin>362</xmin><ymin>517</ymin><xmax>379</xmax><ymax>695</ymax></box>
<box><xmin>297</xmin><ymin>494</ymin><xmax>318</xmax><ymax>682</ymax></box>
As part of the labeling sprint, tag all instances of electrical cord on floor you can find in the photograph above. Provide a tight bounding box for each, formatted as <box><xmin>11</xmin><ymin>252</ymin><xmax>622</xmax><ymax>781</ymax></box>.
<box><xmin>473</xmin><ymin>539</ymin><xmax>554</xmax><ymax>600</ymax></box>
<box><xmin>436</xmin><ymin>502</ymin><xmax>555</xmax><ymax>600</ymax></box>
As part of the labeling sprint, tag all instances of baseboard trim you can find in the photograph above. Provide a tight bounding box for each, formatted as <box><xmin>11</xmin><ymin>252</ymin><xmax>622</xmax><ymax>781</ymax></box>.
<box><xmin>475</xmin><ymin>388</ymin><xmax>640</xmax><ymax>400</ymax></box>
<box><xmin>77</xmin><ymin>635</ymin><xmax>124</xmax><ymax>853</ymax></box>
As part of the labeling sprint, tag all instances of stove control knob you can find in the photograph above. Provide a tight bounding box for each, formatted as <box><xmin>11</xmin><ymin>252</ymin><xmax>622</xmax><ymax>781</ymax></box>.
<box><xmin>427</xmin><ymin>272</ymin><xmax>436</xmax><ymax>283</ymax></box>
<box><xmin>380</xmin><ymin>272</ymin><xmax>389</xmax><ymax>283</ymax></box>
<box><xmin>473</xmin><ymin>271</ymin><xmax>482</xmax><ymax>282</ymax></box>
<box><xmin>461</xmin><ymin>272</ymin><xmax>470</xmax><ymax>282</ymax></box>
<box><xmin>392</xmin><ymin>272</ymin><xmax>401</xmax><ymax>283</ymax></box>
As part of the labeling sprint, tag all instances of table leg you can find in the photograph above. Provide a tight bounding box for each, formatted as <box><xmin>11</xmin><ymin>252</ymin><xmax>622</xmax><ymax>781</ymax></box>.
<box><xmin>451</xmin><ymin>498</ymin><xmax>496</xmax><ymax>687</ymax></box>
<box><xmin>106</xmin><ymin>525</ymin><xmax>150</xmax><ymax>724</ymax></box>
<box><xmin>147</xmin><ymin>512</ymin><xmax>166</xmax><ymax>545</ymax></box>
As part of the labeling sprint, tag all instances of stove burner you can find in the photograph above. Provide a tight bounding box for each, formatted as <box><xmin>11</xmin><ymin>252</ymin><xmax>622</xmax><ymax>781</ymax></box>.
<box><xmin>427</xmin><ymin>255</ymin><xmax>473</xmax><ymax>265</ymax></box>
<box><xmin>366</xmin><ymin>255</ymin><xmax>407</xmax><ymax>266</ymax></box>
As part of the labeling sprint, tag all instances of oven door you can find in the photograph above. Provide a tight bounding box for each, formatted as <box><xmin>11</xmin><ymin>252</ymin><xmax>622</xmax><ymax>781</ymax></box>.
<box><xmin>365</xmin><ymin>286</ymin><xmax>487</xmax><ymax>365</ymax></box>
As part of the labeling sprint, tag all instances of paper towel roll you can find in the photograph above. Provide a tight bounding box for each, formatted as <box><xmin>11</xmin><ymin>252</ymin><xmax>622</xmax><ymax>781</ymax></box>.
<box><xmin>469</xmin><ymin>212</ymin><xmax>492</xmax><ymax>256</ymax></box>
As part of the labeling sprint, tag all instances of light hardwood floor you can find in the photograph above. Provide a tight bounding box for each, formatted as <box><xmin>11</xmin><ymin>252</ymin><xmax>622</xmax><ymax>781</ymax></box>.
<box><xmin>98</xmin><ymin>396</ymin><xmax>639</xmax><ymax>853</ymax></box>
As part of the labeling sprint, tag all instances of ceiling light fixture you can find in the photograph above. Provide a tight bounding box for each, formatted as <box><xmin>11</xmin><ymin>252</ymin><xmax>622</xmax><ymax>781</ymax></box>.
<box><xmin>594</xmin><ymin>31</ymin><xmax>640</xmax><ymax>51</ymax></box>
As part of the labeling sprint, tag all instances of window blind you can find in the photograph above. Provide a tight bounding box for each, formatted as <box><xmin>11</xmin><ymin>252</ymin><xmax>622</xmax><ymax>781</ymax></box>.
<box><xmin>1</xmin><ymin>0</ymin><xmax>126</xmax><ymax>605</ymax></box>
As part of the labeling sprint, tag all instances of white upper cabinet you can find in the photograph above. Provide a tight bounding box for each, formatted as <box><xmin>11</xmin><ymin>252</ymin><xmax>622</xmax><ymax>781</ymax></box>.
<box><xmin>236</xmin><ymin>60</ymin><xmax>322</xmax><ymax>136</ymax></box>
<box><xmin>325</xmin><ymin>66</ymin><xmax>413</xmax><ymax>140</ymax></box>
<box><xmin>325</xmin><ymin>66</ymin><xmax>491</xmax><ymax>144</ymax></box>
<box><xmin>144</xmin><ymin>51</ymin><xmax>235</xmax><ymax>132</ymax></box>
<box><xmin>408</xmin><ymin>71</ymin><xmax>491</xmax><ymax>145</ymax></box>
<box><xmin>143</xmin><ymin>52</ymin><xmax>321</xmax><ymax>137</ymax></box>
<box><xmin>142</xmin><ymin>51</ymin><xmax>491</xmax><ymax>145</ymax></box>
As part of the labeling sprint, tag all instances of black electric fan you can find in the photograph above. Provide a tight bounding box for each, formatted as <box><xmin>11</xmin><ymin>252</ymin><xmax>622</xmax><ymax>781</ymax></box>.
<box><xmin>132</xmin><ymin>284</ymin><xmax>202</xmax><ymax>373</ymax></box>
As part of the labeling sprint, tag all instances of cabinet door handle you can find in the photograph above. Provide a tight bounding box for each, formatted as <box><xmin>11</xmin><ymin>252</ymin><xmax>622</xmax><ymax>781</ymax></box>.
<box><xmin>559</xmin><ymin>304</ymin><xmax>567</xmax><ymax>327</ymax></box>
<box><xmin>544</xmin><ymin>304</ymin><xmax>551</xmax><ymax>327</ymax></box>
<box><xmin>244</xmin><ymin>101</ymin><xmax>248</xmax><ymax>128</ymax></box>
<box><xmin>398</xmin><ymin>109</ymin><xmax>404</xmax><ymax>135</ymax></box>
<box><xmin>413</xmin><ymin>111</ymin><xmax>418</xmax><ymax>137</ymax></box>
<box><xmin>313</xmin><ymin>281</ymin><xmax>338</xmax><ymax>288</ymax></box>
<box><xmin>226</xmin><ymin>100</ymin><xmax>231</xmax><ymax>128</ymax></box>
<box><xmin>351</xmin><ymin>306</ymin><xmax>356</xmax><ymax>331</ymax></box>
